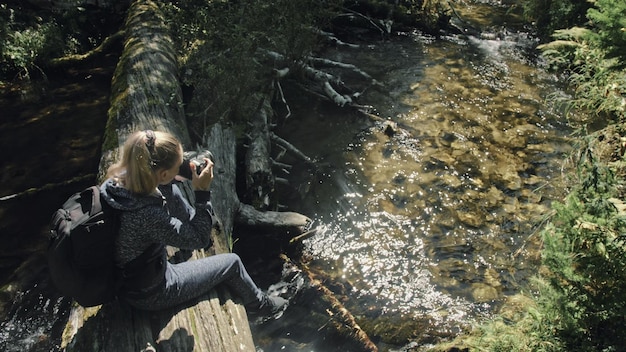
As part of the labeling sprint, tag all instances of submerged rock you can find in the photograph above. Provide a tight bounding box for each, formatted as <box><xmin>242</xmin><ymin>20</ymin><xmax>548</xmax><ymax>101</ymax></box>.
<box><xmin>471</xmin><ymin>282</ymin><xmax>498</xmax><ymax>302</ymax></box>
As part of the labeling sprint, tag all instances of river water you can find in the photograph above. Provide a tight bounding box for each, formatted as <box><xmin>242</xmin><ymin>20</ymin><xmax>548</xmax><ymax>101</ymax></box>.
<box><xmin>253</xmin><ymin>2</ymin><xmax>575</xmax><ymax>351</ymax></box>
<box><xmin>0</xmin><ymin>2</ymin><xmax>576</xmax><ymax>351</ymax></box>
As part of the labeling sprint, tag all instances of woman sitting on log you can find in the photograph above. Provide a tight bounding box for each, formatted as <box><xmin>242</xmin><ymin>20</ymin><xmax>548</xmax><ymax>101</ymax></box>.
<box><xmin>100</xmin><ymin>129</ymin><xmax>286</xmax><ymax>316</ymax></box>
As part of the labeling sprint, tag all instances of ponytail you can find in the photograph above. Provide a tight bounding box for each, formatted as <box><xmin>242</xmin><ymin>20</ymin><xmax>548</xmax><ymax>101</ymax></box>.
<box><xmin>107</xmin><ymin>130</ymin><xmax>182</xmax><ymax>195</ymax></box>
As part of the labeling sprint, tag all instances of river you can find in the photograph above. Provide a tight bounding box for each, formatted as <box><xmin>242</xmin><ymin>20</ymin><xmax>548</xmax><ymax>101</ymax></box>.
<box><xmin>249</xmin><ymin>2</ymin><xmax>575</xmax><ymax>351</ymax></box>
<box><xmin>0</xmin><ymin>2</ymin><xmax>576</xmax><ymax>351</ymax></box>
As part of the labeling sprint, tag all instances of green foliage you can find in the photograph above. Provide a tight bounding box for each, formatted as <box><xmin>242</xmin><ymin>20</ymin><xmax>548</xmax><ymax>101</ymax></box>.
<box><xmin>587</xmin><ymin>0</ymin><xmax>626</xmax><ymax>62</ymax></box>
<box><xmin>569</xmin><ymin>52</ymin><xmax>626</xmax><ymax>121</ymax></box>
<box><xmin>537</xmin><ymin>27</ymin><xmax>590</xmax><ymax>72</ymax></box>
<box><xmin>533</xmin><ymin>0</ymin><xmax>626</xmax><ymax>122</ymax></box>
<box><xmin>521</xmin><ymin>0</ymin><xmax>590</xmax><ymax>38</ymax></box>
<box><xmin>571</xmin><ymin>0</ymin><xmax>626</xmax><ymax>120</ymax></box>
<box><xmin>160</xmin><ymin>0</ymin><xmax>340</xmax><ymax>127</ymax></box>
<box><xmin>0</xmin><ymin>4</ymin><xmax>63</xmax><ymax>80</ymax></box>
<box><xmin>430</xmin><ymin>287</ymin><xmax>566</xmax><ymax>352</ymax></box>
<box><xmin>539</xmin><ymin>142</ymin><xmax>626</xmax><ymax>350</ymax></box>
<box><xmin>0</xmin><ymin>4</ymin><xmax>119</xmax><ymax>82</ymax></box>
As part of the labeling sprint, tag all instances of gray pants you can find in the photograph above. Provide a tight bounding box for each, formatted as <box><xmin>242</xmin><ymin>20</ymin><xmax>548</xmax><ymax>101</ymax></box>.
<box><xmin>124</xmin><ymin>253</ymin><xmax>264</xmax><ymax>311</ymax></box>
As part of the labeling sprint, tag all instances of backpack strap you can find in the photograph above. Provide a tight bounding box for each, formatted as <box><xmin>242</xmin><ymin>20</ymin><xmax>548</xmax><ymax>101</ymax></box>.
<box><xmin>88</xmin><ymin>185</ymin><xmax>103</xmax><ymax>214</ymax></box>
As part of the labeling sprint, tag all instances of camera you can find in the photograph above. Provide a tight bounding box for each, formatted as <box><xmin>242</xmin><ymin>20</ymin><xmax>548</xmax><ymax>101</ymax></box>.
<box><xmin>189</xmin><ymin>158</ymin><xmax>208</xmax><ymax>174</ymax></box>
<box><xmin>178</xmin><ymin>150</ymin><xmax>214</xmax><ymax>179</ymax></box>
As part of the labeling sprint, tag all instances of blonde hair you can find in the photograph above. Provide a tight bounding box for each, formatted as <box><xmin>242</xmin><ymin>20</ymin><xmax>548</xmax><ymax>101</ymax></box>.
<box><xmin>107</xmin><ymin>130</ymin><xmax>182</xmax><ymax>195</ymax></box>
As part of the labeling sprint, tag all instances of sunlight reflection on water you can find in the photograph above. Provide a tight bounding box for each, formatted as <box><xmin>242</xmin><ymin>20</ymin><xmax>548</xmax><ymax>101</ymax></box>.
<box><xmin>305</xmin><ymin>173</ymin><xmax>486</xmax><ymax>326</ymax></box>
<box><xmin>291</xmin><ymin>25</ymin><xmax>575</xmax><ymax>344</ymax></box>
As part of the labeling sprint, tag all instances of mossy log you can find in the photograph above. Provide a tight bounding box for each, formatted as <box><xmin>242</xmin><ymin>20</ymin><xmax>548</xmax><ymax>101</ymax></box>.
<box><xmin>98</xmin><ymin>0</ymin><xmax>191</xmax><ymax>180</ymax></box>
<box><xmin>59</xmin><ymin>1</ymin><xmax>255</xmax><ymax>351</ymax></box>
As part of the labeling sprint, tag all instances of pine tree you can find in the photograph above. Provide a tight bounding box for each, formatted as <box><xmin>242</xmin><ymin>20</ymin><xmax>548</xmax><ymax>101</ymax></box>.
<box><xmin>587</xmin><ymin>0</ymin><xmax>626</xmax><ymax>63</ymax></box>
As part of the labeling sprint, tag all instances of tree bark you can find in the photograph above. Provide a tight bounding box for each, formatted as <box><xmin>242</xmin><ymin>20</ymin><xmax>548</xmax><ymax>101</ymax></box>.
<box><xmin>201</xmin><ymin>124</ymin><xmax>240</xmax><ymax>251</ymax></box>
<box><xmin>98</xmin><ymin>0</ymin><xmax>191</xmax><ymax>181</ymax></box>
<box><xmin>245</xmin><ymin>98</ymin><xmax>274</xmax><ymax>210</ymax></box>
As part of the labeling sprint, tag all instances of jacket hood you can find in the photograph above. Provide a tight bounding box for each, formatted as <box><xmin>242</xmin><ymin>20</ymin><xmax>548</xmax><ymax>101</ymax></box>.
<box><xmin>100</xmin><ymin>177</ymin><xmax>164</xmax><ymax>211</ymax></box>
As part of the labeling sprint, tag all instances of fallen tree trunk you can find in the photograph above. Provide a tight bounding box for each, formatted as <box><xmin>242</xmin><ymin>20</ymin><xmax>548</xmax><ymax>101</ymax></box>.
<box><xmin>60</xmin><ymin>1</ymin><xmax>255</xmax><ymax>351</ymax></box>
<box><xmin>98</xmin><ymin>0</ymin><xmax>191</xmax><ymax>180</ymax></box>
<box><xmin>59</xmin><ymin>1</ymin><xmax>316</xmax><ymax>350</ymax></box>
<box><xmin>279</xmin><ymin>255</ymin><xmax>379</xmax><ymax>352</ymax></box>
<box><xmin>204</xmin><ymin>123</ymin><xmax>312</xmax><ymax>233</ymax></box>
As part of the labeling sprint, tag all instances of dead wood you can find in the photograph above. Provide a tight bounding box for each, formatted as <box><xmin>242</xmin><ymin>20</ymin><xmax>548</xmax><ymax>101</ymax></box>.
<box><xmin>98</xmin><ymin>0</ymin><xmax>191</xmax><ymax>181</ymax></box>
<box><xmin>306</xmin><ymin>56</ymin><xmax>382</xmax><ymax>86</ymax></box>
<box><xmin>262</xmin><ymin>49</ymin><xmax>376</xmax><ymax>108</ymax></box>
<box><xmin>337</xmin><ymin>7</ymin><xmax>391</xmax><ymax>36</ymax></box>
<box><xmin>200</xmin><ymin>124</ymin><xmax>240</xmax><ymax>249</ymax></box>
<box><xmin>288</xmin><ymin>228</ymin><xmax>319</xmax><ymax>244</ymax></box>
<box><xmin>271</xmin><ymin>132</ymin><xmax>316</xmax><ymax>168</ymax></box>
<box><xmin>238</xmin><ymin>203</ymin><xmax>310</xmax><ymax>229</ymax></box>
<box><xmin>245</xmin><ymin>98</ymin><xmax>274</xmax><ymax>209</ymax></box>
<box><xmin>315</xmin><ymin>29</ymin><xmax>361</xmax><ymax>49</ymax></box>
<box><xmin>202</xmin><ymin>123</ymin><xmax>311</xmax><ymax>232</ymax></box>
<box><xmin>279</xmin><ymin>254</ymin><xmax>379</xmax><ymax>352</ymax></box>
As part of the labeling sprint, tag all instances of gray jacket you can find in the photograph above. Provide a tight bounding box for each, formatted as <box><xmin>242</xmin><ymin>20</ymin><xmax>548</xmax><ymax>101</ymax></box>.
<box><xmin>100</xmin><ymin>177</ymin><xmax>213</xmax><ymax>295</ymax></box>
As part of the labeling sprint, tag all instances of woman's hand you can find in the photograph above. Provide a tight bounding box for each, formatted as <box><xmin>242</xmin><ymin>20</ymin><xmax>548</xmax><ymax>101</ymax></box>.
<box><xmin>190</xmin><ymin>158</ymin><xmax>214</xmax><ymax>191</ymax></box>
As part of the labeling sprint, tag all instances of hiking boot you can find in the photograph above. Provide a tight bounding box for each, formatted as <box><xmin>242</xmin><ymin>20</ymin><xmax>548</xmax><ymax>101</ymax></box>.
<box><xmin>248</xmin><ymin>295</ymin><xmax>288</xmax><ymax>321</ymax></box>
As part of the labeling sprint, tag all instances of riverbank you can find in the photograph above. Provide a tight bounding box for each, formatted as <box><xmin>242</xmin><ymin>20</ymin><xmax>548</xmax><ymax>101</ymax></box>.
<box><xmin>428</xmin><ymin>123</ymin><xmax>626</xmax><ymax>351</ymax></box>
